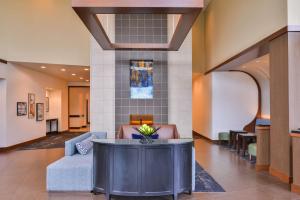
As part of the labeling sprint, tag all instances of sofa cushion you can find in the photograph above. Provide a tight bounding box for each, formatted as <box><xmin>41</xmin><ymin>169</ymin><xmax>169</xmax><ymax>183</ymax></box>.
<box><xmin>65</xmin><ymin>132</ymin><xmax>107</xmax><ymax>156</ymax></box>
<box><xmin>75</xmin><ymin>135</ymin><xmax>96</xmax><ymax>155</ymax></box>
<box><xmin>47</xmin><ymin>151</ymin><xmax>93</xmax><ymax>191</ymax></box>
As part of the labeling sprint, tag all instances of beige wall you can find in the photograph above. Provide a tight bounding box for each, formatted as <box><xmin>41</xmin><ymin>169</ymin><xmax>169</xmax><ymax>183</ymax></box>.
<box><xmin>288</xmin><ymin>0</ymin><xmax>300</xmax><ymax>25</ymax></box>
<box><xmin>192</xmin><ymin>73</ymin><xmax>212</xmax><ymax>138</ymax></box>
<box><xmin>193</xmin><ymin>72</ymin><xmax>259</xmax><ymax>140</ymax></box>
<box><xmin>194</xmin><ymin>0</ymin><xmax>287</xmax><ymax>72</ymax></box>
<box><xmin>0</xmin><ymin>62</ymin><xmax>68</xmax><ymax>147</ymax></box>
<box><xmin>0</xmin><ymin>0</ymin><xmax>90</xmax><ymax>66</ymax></box>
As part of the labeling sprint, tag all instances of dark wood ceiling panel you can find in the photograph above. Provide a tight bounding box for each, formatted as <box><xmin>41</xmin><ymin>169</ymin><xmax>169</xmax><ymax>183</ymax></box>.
<box><xmin>72</xmin><ymin>0</ymin><xmax>203</xmax><ymax>51</ymax></box>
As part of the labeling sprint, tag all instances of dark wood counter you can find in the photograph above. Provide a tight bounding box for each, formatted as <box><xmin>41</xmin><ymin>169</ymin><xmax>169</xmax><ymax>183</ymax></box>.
<box><xmin>92</xmin><ymin>139</ymin><xmax>193</xmax><ymax>200</ymax></box>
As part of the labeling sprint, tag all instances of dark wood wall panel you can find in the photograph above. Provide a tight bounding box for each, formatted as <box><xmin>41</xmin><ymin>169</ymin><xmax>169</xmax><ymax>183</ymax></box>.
<box><xmin>269</xmin><ymin>33</ymin><xmax>291</xmax><ymax>183</ymax></box>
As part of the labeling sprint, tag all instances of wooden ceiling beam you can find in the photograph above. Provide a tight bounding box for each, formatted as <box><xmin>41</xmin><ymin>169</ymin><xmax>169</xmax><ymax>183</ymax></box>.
<box><xmin>72</xmin><ymin>0</ymin><xmax>203</xmax><ymax>51</ymax></box>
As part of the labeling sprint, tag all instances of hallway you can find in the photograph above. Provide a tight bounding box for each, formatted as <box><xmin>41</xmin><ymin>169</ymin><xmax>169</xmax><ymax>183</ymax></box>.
<box><xmin>0</xmin><ymin>139</ymin><xmax>299</xmax><ymax>200</ymax></box>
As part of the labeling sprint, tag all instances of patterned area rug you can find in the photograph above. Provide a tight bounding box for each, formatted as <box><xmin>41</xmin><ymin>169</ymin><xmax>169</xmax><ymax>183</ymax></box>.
<box><xmin>17</xmin><ymin>132</ymin><xmax>84</xmax><ymax>150</ymax></box>
<box><xmin>195</xmin><ymin>162</ymin><xmax>225</xmax><ymax>192</ymax></box>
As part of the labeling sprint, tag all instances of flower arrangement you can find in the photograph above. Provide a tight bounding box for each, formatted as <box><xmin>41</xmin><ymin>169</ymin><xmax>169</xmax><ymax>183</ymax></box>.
<box><xmin>134</xmin><ymin>124</ymin><xmax>160</xmax><ymax>144</ymax></box>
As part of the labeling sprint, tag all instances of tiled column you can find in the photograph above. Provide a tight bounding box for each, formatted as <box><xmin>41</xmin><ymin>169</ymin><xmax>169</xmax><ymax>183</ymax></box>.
<box><xmin>90</xmin><ymin>15</ymin><xmax>115</xmax><ymax>138</ymax></box>
<box><xmin>168</xmin><ymin>15</ymin><xmax>193</xmax><ymax>138</ymax></box>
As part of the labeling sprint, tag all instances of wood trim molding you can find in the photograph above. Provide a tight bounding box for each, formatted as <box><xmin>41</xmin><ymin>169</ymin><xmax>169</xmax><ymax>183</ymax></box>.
<box><xmin>0</xmin><ymin>58</ymin><xmax>7</xmax><ymax>64</ymax></box>
<box><xmin>72</xmin><ymin>0</ymin><xmax>203</xmax><ymax>51</ymax></box>
<box><xmin>290</xmin><ymin>133</ymin><xmax>300</xmax><ymax>138</ymax></box>
<box><xmin>269</xmin><ymin>167</ymin><xmax>293</xmax><ymax>184</ymax></box>
<box><xmin>255</xmin><ymin>126</ymin><xmax>270</xmax><ymax>131</ymax></box>
<box><xmin>205</xmin><ymin>25</ymin><xmax>300</xmax><ymax>75</ymax></box>
<box><xmin>291</xmin><ymin>184</ymin><xmax>300</xmax><ymax>194</ymax></box>
<box><xmin>192</xmin><ymin>131</ymin><xmax>219</xmax><ymax>144</ymax></box>
<box><xmin>0</xmin><ymin>136</ymin><xmax>47</xmax><ymax>153</ymax></box>
<box><xmin>255</xmin><ymin>164</ymin><xmax>269</xmax><ymax>172</ymax></box>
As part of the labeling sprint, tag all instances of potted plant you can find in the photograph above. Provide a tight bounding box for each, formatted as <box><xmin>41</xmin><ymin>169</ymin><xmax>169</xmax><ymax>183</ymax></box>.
<box><xmin>134</xmin><ymin>124</ymin><xmax>160</xmax><ymax>144</ymax></box>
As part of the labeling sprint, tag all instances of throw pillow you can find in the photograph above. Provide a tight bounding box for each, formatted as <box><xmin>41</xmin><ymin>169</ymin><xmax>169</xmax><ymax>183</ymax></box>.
<box><xmin>75</xmin><ymin>135</ymin><xmax>96</xmax><ymax>155</ymax></box>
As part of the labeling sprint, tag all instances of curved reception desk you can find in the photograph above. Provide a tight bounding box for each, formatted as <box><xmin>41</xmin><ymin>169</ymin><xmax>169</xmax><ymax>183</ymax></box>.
<box><xmin>92</xmin><ymin>139</ymin><xmax>193</xmax><ymax>200</ymax></box>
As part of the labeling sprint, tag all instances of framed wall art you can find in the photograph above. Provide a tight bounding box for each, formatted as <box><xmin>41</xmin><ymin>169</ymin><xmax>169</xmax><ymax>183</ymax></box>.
<box><xmin>36</xmin><ymin>103</ymin><xmax>44</xmax><ymax>121</ymax></box>
<box><xmin>28</xmin><ymin>93</ymin><xmax>35</xmax><ymax>119</ymax></box>
<box><xmin>130</xmin><ymin>60</ymin><xmax>153</xmax><ymax>99</ymax></box>
<box><xmin>46</xmin><ymin>97</ymin><xmax>49</xmax><ymax>112</ymax></box>
<box><xmin>17</xmin><ymin>102</ymin><xmax>27</xmax><ymax>116</ymax></box>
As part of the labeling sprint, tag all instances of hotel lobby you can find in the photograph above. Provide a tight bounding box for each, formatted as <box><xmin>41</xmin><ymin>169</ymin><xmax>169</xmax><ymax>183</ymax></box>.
<box><xmin>1</xmin><ymin>0</ymin><xmax>300</xmax><ymax>200</ymax></box>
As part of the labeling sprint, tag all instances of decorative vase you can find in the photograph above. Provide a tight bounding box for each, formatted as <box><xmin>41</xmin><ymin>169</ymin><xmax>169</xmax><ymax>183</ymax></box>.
<box><xmin>139</xmin><ymin>135</ymin><xmax>154</xmax><ymax>144</ymax></box>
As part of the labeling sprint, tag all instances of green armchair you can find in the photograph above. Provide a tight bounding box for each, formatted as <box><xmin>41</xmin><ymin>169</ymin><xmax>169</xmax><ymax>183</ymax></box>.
<box><xmin>248</xmin><ymin>143</ymin><xmax>257</xmax><ymax>160</ymax></box>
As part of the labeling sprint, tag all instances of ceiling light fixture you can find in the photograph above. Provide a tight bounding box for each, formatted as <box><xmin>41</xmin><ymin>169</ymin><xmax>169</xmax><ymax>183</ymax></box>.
<box><xmin>61</xmin><ymin>68</ymin><xmax>66</xmax><ymax>72</ymax></box>
<box><xmin>41</xmin><ymin>66</ymin><xmax>46</xmax><ymax>69</ymax></box>
<box><xmin>256</xmin><ymin>60</ymin><xmax>261</xmax><ymax>63</ymax></box>
<box><xmin>84</xmin><ymin>68</ymin><xmax>89</xmax><ymax>71</ymax></box>
<box><xmin>85</xmin><ymin>80</ymin><xmax>89</xmax><ymax>82</ymax></box>
<box><xmin>79</xmin><ymin>77</ymin><xmax>84</xmax><ymax>80</ymax></box>
<box><xmin>72</xmin><ymin>73</ymin><xmax>76</xmax><ymax>76</ymax></box>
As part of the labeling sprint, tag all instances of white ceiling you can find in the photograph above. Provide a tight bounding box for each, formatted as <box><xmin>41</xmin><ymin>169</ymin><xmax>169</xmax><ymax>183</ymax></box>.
<box><xmin>13</xmin><ymin>62</ymin><xmax>90</xmax><ymax>82</ymax></box>
<box><xmin>235</xmin><ymin>54</ymin><xmax>270</xmax><ymax>80</ymax></box>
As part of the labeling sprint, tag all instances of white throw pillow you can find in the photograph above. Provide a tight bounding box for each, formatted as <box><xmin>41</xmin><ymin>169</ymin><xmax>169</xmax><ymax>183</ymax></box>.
<box><xmin>75</xmin><ymin>135</ymin><xmax>96</xmax><ymax>155</ymax></box>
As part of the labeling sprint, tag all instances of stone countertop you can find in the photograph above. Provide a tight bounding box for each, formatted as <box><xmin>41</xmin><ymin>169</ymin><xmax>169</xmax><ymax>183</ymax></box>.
<box><xmin>92</xmin><ymin>138</ymin><xmax>193</xmax><ymax>145</ymax></box>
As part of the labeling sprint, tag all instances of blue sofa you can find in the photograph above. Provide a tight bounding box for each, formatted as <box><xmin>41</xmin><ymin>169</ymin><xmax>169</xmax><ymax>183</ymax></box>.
<box><xmin>47</xmin><ymin>131</ymin><xmax>196</xmax><ymax>192</ymax></box>
<box><xmin>46</xmin><ymin>132</ymin><xmax>107</xmax><ymax>191</ymax></box>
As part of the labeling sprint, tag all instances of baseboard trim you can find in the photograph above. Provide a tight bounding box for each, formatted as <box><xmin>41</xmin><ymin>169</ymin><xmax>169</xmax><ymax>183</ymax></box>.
<box><xmin>269</xmin><ymin>167</ymin><xmax>292</xmax><ymax>184</ymax></box>
<box><xmin>192</xmin><ymin>131</ymin><xmax>219</xmax><ymax>144</ymax></box>
<box><xmin>0</xmin><ymin>136</ymin><xmax>47</xmax><ymax>153</ymax></box>
<box><xmin>69</xmin><ymin>127</ymin><xmax>81</xmax><ymax>129</ymax></box>
<box><xmin>256</xmin><ymin>164</ymin><xmax>269</xmax><ymax>172</ymax></box>
<box><xmin>0</xmin><ymin>58</ymin><xmax>7</xmax><ymax>64</ymax></box>
<box><xmin>291</xmin><ymin>184</ymin><xmax>300</xmax><ymax>194</ymax></box>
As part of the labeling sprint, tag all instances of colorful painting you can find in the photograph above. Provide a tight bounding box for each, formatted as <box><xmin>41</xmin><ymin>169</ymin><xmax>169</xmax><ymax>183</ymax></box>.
<box><xmin>17</xmin><ymin>102</ymin><xmax>27</xmax><ymax>116</ymax></box>
<box><xmin>28</xmin><ymin>93</ymin><xmax>35</xmax><ymax>119</ymax></box>
<box><xmin>36</xmin><ymin>103</ymin><xmax>44</xmax><ymax>121</ymax></box>
<box><xmin>130</xmin><ymin>60</ymin><xmax>153</xmax><ymax>99</ymax></box>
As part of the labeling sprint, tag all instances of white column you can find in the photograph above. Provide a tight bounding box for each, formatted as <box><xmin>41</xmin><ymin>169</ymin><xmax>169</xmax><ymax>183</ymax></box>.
<box><xmin>90</xmin><ymin>15</ymin><xmax>115</xmax><ymax>138</ymax></box>
<box><xmin>168</xmin><ymin>15</ymin><xmax>193</xmax><ymax>138</ymax></box>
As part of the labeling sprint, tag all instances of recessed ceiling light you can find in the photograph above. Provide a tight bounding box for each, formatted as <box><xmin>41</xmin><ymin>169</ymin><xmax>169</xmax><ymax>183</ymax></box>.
<box><xmin>60</xmin><ymin>68</ymin><xmax>66</xmax><ymax>72</ymax></box>
<box><xmin>79</xmin><ymin>77</ymin><xmax>84</xmax><ymax>80</ymax></box>
<box><xmin>84</xmin><ymin>68</ymin><xmax>89</xmax><ymax>71</ymax></box>
<box><xmin>72</xmin><ymin>73</ymin><xmax>76</xmax><ymax>76</ymax></box>
<box><xmin>41</xmin><ymin>66</ymin><xmax>46</xmax><ymax>69</ymax></box>
<box><xmin>85</xmin><ymin>80</ymin><xmax>89</xmax><ymax>82</ymax></box>
<box><xmin>256</xmin><ymin>60</ymin><xmax>261</xmax><ymax>63</ymax></box>
<box><xmin>242</xmin><ymin>65</ymin><xmax>247</xmax><ymax>69</ymax></box>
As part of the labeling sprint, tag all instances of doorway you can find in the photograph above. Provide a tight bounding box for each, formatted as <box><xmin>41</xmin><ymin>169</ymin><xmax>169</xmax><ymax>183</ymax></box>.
<box><xmin>68</xmin><ymin>86</ymin><xmax>90</xmax><ymax>132</ymax></box>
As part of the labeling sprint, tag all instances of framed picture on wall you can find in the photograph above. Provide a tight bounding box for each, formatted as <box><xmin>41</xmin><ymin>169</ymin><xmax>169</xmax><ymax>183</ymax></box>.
<box><xmin>36</xmin><ymin>103</ymin><xmax>44</xmax><ymax>121</ymax></box>
<box><xmin>46</xmin><ymin>97</ymin><xmax>49</xmax><ymax>112</ymax></box>
<box><xmin>28</xmin><ymin>93</ymin><xmax>35</xmax><ymax>119</ymax></box>
<box><xmin>17</xmin><ymin>102</ymin><xmax>27</xmax><ymax>116</ymax></box>
<box><xmin>130</xmin><ymin>60</ymin><xmax>153</xmax><ymax>99</ymax></box>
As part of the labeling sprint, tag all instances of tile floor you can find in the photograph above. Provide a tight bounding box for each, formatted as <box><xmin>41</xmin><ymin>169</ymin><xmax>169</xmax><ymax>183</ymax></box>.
<box><xmin>0</xmin><ymin>139</ymin><xmax>299</xmax><ymax>200</ymax></box>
